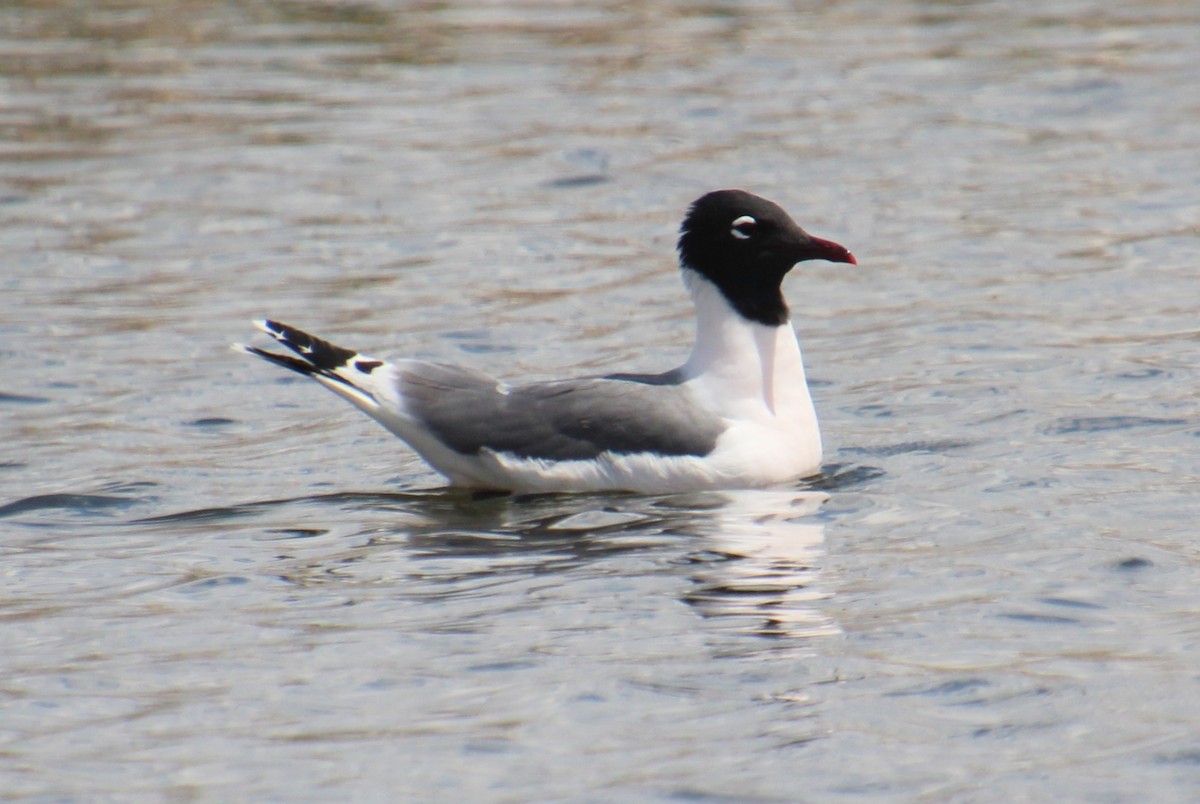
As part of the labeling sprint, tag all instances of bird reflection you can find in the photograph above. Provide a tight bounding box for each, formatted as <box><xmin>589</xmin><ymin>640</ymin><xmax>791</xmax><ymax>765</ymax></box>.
<box><xmin>163</xmin><ymin>485</ymin><xmax>838</xmax><ymax>642</ymax></box>
<box><xmin>677</xmin><ymin>490</ymin><xmax>836</xmax><ymax>641</ymax></box>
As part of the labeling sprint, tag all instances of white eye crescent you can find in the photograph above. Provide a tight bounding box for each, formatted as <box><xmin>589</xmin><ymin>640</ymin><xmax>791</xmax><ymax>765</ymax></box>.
<box><xmin>731</xmin><ymin>215</ymin><xmax>757</xmax><ymax>240</ymax></box>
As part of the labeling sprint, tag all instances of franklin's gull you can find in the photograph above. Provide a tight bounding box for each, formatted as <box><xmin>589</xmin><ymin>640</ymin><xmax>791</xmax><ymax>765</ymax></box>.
<box><xmin>237</xmin><ymin>190</ymin><xmax>855</xmax><ymax>493</ymax></box>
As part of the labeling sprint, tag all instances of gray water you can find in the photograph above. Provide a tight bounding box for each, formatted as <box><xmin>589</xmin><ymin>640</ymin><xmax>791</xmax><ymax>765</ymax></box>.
<box><xmin>3</xmin><ymin>0</ymin><xmax>1199</xmax><ymax>799</ymax></box>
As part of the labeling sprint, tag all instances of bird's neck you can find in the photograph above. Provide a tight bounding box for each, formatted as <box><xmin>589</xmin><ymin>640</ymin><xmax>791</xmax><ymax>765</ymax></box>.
<box><xmin>680</xmin><ymin>269</ymin><xmax>815</xmax><ymax>420</ymax></box>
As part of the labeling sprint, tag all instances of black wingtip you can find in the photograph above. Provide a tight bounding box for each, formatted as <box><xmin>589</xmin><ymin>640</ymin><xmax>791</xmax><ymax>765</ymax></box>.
<box><xmin>234</xmin><ymin>343</ymin><xmax>319</xmax><ymax>377</ymax></box>
<box><xmin>255</xmin><ymin>320</ymin><xmax>358</xmax><ymax>371</ymax></box>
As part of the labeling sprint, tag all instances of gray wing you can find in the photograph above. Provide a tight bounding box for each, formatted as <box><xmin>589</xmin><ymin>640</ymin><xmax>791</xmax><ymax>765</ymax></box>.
<box><xmin>396</xmin><ymin>363</ymin><xmax>726</xmax><ymax>461</ymax></box>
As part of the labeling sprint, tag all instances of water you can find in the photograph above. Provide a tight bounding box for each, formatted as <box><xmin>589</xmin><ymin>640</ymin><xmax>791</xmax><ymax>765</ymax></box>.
<box><xmin>3</xmin><ymin>0</ymin><xmax>1199</xmax><ymax>799</ymax></box>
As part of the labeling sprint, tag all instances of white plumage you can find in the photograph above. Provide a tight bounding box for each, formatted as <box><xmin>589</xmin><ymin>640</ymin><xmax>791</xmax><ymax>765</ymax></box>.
<box><xmin>238</xmin><ymin>190</ymin><xmax>855</xmax><ymax>493</ymax></box>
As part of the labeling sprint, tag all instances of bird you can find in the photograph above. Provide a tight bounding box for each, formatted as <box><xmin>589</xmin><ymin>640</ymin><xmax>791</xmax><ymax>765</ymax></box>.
<box><xmin>236</xmin><ymin>189</ymin><xmax>856</xmax><ymax>493</ymax></box>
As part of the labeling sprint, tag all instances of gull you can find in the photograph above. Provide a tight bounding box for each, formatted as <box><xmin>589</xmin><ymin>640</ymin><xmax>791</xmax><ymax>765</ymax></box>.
<box><xmin>237</xmin><ymin>190</ymin><xmax>855</xmax><ymax>493</ymax></box>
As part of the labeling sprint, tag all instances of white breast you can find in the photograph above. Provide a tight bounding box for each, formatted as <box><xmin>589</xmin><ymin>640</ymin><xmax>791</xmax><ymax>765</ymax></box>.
<box><xmin>678</xmin><ymin>270</ymin><xmax>823</xmax><ymax>483</ymax></box>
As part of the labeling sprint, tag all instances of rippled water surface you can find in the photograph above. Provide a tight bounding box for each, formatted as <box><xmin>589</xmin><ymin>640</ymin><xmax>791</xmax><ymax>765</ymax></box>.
<box><xmin>4</xmin><ymin>0</ymin><xmax>1200</xmax><ymax>799</ymax></box>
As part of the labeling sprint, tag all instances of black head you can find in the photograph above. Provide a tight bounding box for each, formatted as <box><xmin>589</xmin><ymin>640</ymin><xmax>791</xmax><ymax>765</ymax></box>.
<box><xmin>676</xmin><ymin>189</ymin><xmax>856</xmax><ymax>326</ymax></box>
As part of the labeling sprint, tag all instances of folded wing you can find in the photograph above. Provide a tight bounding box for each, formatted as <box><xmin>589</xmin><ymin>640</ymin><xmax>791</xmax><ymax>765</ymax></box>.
<box><xmin>395</xmin><ymin>363</ymin><xmax>727</xmax><ymax>461</ymax></box>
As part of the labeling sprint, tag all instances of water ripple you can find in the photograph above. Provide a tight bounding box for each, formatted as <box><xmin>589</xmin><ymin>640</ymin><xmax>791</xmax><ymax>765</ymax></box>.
<box><xmin>0</xmin><ymin>493</ymin><xmax>139</xmax><ymax>519</ymax></box>
<box><xmin>1044</xmin><ymin>415</ymin><xmax>1190</xmax><ymax>434</ymax></box>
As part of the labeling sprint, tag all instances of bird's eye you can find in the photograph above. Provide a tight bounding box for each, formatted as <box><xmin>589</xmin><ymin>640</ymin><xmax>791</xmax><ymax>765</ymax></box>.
<box><xmin>730</xmin><ymin>215</ymin><xmax>757</xmax><ymax>240</ymax></box>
